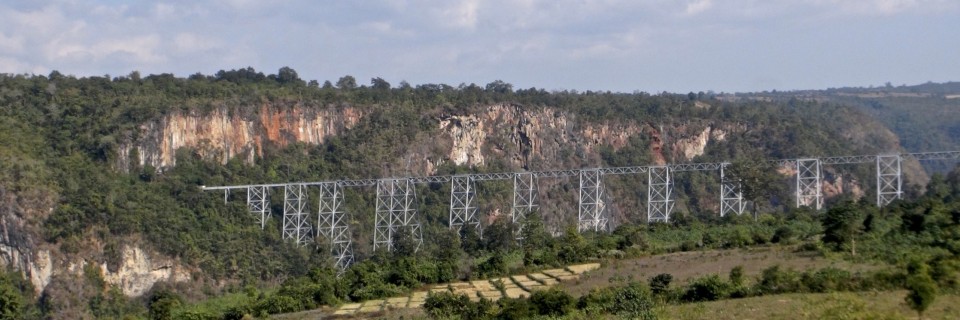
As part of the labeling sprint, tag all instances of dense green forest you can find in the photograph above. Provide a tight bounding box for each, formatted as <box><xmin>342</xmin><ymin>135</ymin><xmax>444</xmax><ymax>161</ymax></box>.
<box><xmin>735</xmin><ymin>81</ymin><xmax>960</xmax><ymax>173</ymax></box>
<box><xmin>0</xmin><ymin>68</ymin><xmax>957</xmax><ymax>319</ymax></box>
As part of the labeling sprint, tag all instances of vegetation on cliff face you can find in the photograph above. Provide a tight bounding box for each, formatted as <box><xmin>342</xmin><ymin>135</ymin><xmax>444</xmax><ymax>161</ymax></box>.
<box><xmin>0</xmin><ymin>68</ymin><xmax>956</xmax><ymax>318</ymax></box>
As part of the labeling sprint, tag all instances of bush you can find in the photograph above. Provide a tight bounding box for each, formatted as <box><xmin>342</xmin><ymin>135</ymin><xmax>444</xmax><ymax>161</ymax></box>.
<box><xmin>497</xmin><ymin>297</ymin><xmax>535</xmax><ymax>320</ymax></box>
<box><xmin>801</xmin><ymin>267</ymin><xmax>855</xmax><ymax>292</ymax></box>
<box><xmin>423</xmin><ymin>291</ymin><xmax>470</xmax><ymax>319</ymax></box>
<box><xmin>529</xmin><ymin>288</ymin><xmax>574</xmax><ymax>316</ymax></box>
<box><xmin>612</xmin><ymin>282</ymin><xmax>657</xmax><ymax>319</ymax></box>
<box><xmin>772</xmin><ymin>225</ymin><xmax>797</xmax><ymax>244</ymax></box>
<box><xmin>576</xmin><ymin>287</ymin><xmax>616</xmax><ymax>315</ymax></box>
<box><xmin>681</xmin><ymin>274</ymin><xmax>731</xmax><ymax>302</ymax></box>
<box><xmin>649</xmin><ymin>273</ymin><xmax>673</xmax><ymax>296</ymax></box>
<box><xmin>755</xmin><ymin>266</ymin><xmax>802</xmax><ymax>295</ymax></box>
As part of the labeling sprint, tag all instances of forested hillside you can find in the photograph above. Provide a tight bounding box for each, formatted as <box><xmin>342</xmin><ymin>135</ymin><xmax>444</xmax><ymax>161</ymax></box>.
<box><xmin>0</xmin><ymin>68</ymin><xmax>951</xmax><ymax>318</ymax></box>
<box><xmin>728</xmin><ymin>81</ymin><xmax>960</xmax><ymax>173</ymax></box>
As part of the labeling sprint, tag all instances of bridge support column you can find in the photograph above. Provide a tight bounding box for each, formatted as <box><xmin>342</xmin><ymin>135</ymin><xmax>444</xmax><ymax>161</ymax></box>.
<box><xmin>876</xmin><ymin>155</ymin><xmax>902</xmax><ymax>207</ymax></box>
<box><xmin>796</xmin><ymin>159</ymin><xmax>822</xmax><ymax>210</ymax></box>
<box><xmin>374</xmin><ymin>179</ymin><xmax>422</xmax><ymax>252</ymax></box>
<box><xmin>719</xmin><ymin>164</ymin><xmax>744</xmax><ymax>217</ymax></box>
<box><xmin>648</xmin><ymin>166</ymin><xmax>674</xmax><ymax>223</ymax></box>
<box><xmin>317</xmin><ymin>182</ymin><xmax>354</xmax><ymax>274</ymax></box>
<box><xmin>247</xmin><ymin>186</ymin><xmax>270</xmax><ymax>229</ymax></box>
<box><xmin>578</xmin><ymin>169</ymin><xmax>608</xmax><ymax>232</ymax></box>
<box><xmin>282</xmin><ymin>184</ymin><xmax>312</xmax><ymax>246</ymax></box>
<box><xmin>449</xmin><ymin>175</ymin><xmax>481</xmax><ymax>238</ymax></box>
<box><xmin>512</xmin><ymin>173</ymin><xmax>539</xmax><ymax>237</ymax></box>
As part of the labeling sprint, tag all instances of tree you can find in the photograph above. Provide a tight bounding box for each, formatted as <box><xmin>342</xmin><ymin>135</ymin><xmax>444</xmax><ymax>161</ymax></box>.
<box><xmin>484</xmin><ymin>80</ymin><xmax>513</xmax><ymax>94</ymax></box>
<box><xmin>276</xmin><ymin>66</ymin><xmax>303</xmax><ymax>85</ymax></box>
<box><xmin>0</xmin><ymin>280</ymin><xmax>24</xmax><ymax>319</ymax></box>
<box><xmin>905</xmin><ymin>261</ymin><xmax>938</xmax><ymax>319</ymax></box>
<box><xmin>148</xmin><ymin>289</ymin><xmax>182</xmax><ymax>320</ymax></box>
<box><xmin>821</xmin><ymin>201</ymin><xmax>864</xmax><ymax>255</ymax></box>
<box><xmin>371</xmin><ymin>77</ymin><xmax>391</xmax><ymax>90</ymax></box>
<box><xmin>336</xmin><ymin>75</ymin><xmax>357</xmax><ymax>90</ymax></box>
<box><xmin>726</xmin><ymin>157</ymin><xmax>785</xmax><ymax>219</ymax></box>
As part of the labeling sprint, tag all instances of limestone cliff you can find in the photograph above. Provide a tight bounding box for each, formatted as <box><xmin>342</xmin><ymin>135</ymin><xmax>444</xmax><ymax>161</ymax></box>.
<box><xmin>117</xmin><ymin>105</ymin><xmax>363</xmax><ymax>170</ymax></box>
<box><xmin>435</xmin><ymin>104</ymin><xmax>731</xmax><ymax>171</ymax></box>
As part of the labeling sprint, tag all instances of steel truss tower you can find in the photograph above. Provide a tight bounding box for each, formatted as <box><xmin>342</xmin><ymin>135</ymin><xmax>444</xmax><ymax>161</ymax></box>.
<box><xmin>316</xmin><ymin>182</ymin><xmax>354</xmax><ymax>273</ymax></box>
<box><xmin>795</xmin><ymin>158</ymin><xmax>822</xmax><ymax>210</ymax></box>
<box><xmin>282</xmin><ymin>184</ymin><xmax>312</xmax><ymax>246</ymax></box>
<box><xmin>449</xmin><ymin>175</ymin><xmax>481</xmax><ymax>237</ymax></box>
<box><xmin>647</xmin><ymin>166</ymin><xmax>674</xmax><ymax>223</ymax></box>
<box><xmin>719</xmin><ymin>164</ymin><xmax>744</xmax><ymax>217</ymax></box>
<box><xmin>876</xmin><ymin>155</ymin><xmax>902</xmax><ymax>207</ymax></box>
<box><xmin>374</xmin><ymin>178</ymin><xmax>422</xmax><ymax>252</ymax></box>
<box><xmin>247</xmin><ymin>186</ymin><xmax>269</xmax><ymax>229</ymax></box>
<box><xmin>512</xmin><ymin>172</ymin><xmax>539</xmax><ymax>237</ymax></box>
<box><xmin>578</xmin><ymin>169</ymin><xmax>608</xmax><ymax>232</ymax></box>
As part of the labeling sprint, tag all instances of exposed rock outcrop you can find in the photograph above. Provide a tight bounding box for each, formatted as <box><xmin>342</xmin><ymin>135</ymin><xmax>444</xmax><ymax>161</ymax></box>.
<box><xmin>98</xmin><ymin>246</ymin><xmax>191</xmax><ymax>297</ymax></box>
<box><xmin>118</xmin><ymin>105</ymin><xmax>363</xmax><ymax>170</ymax></box>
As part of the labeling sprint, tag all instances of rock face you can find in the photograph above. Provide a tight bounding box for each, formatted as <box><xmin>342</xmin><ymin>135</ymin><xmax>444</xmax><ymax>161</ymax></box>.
<box><xmin>117</xmin><ymin>105</ymin><xmax>363</xmax><ymax>170</ymax></box>
<box><xmin>0</xmin><ymin>174</ymin><xmax>56</xmax><ymax>295</ymax></box>
<box><xmin>98</xmin><ymin>246</ymin><xmax>191</xmax><ymax>297</ymax></box>
<box><xmin>437</xmin><ymin>104</ymin><xmax>683</xmax><ymax>170</ymax></box>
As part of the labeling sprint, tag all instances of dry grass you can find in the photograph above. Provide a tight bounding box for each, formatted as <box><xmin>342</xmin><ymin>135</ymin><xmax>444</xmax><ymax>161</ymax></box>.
<box><xmin>560</xmin><ymin>246</ymin><xmax>882</xmax><ymax>297</ymax></box>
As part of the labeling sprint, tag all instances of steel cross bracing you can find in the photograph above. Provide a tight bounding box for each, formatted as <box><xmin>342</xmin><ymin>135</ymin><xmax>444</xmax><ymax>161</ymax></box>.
<box><xmin>796</xmin><ymin>159</ymin><xmax>823</xmax><ymax>210</ymax></box>
<box><xmin>374</xmin><ymin>178</ymin><xmax>422</xmax><ymax>252</ymax></box>
<box><xmin>282</xmin><ymin>184</ymin><xmax>312</xmax><ymax>246</ymax></box>
<box><xmin>578</xmin><ymin>169</ymin><xmax>609</xmax><ymax>232</ymax></box>
<box><xmin>876</xmin><ymin>155</ymin><xmax>902</xmax><ymax>207</ymax></box>
<box><xmin>904</xmin><ymin>151</ymin><xmax>960</xmax><ymax>161</ymax></box>
<box><xmin>316</xmin><ymin>182</ymin><xmax>354</xmax><ymax>273</ymax></box>
<box><xmin>203</xmin><ymin>150</ymin><xmax>959</xmax><ymax>240</ymax></box>
<box><xmin>512</xmin><ymin>172</ymin><xmax>539</xmax><ymax>238</ymax></box>
<box><xmin>719</xmin><ymin>164</ymin><xmax>745</xmax><ymax>217</ymax></box>
<box><xmin>647</xmin><ymin>166</ymin><xmax>674</xmax><ymax>223</ymax></box>
<box><xmin>449</xmin><ymin>175</ymin><xmax>481</xmax><ymax>237</ymax></box>
<box><xmin>246</xmin><ymin>186</ymin><xmax>269</xmax><ymax>229</ymax></box>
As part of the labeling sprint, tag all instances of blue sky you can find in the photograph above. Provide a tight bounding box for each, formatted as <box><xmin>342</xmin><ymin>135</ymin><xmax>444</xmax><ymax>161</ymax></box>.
<box><xmin>0</xmin><ymin>0</ymin><xmax>957</xmax><ymax>93</ymax></box>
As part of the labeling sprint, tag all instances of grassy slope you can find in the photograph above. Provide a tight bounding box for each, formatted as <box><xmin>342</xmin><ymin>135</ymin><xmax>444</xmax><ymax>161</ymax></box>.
<box><xmin>666</xmin><ymin>291</ymin><xmax>960</xmax><ymax>320</ymax></box>
<box><xmin>559</xmin><ymin>246</ymin><xmax>882</xmax><ymax>297</ymax></box>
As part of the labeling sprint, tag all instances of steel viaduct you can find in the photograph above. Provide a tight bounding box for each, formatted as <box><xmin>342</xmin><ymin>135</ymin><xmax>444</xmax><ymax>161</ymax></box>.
<box><xmin>201</xmin><ymin>151</ymin><xmax>960</xmax><ymax>272</ymax></box>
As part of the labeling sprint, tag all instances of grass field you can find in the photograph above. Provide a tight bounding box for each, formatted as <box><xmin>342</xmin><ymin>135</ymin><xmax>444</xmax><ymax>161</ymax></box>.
<box><xmin>273</xmin><ymin>246</ymin><xmax>899</xmax><ymax>319</ymax></box>
<box><xmin>560</xmin><ymin>245</ymin><xmax>882</xmax><ymax>296</ymax></box>
<box><xmin>665</xmin><ymin>291</ymin><xmax>960</xmax><ymax>320</ymax></box>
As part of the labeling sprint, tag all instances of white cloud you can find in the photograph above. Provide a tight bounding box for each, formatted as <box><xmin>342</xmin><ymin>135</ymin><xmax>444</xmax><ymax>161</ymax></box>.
<box><xmin>173</xmin><ymin>33</ymin><xmax>218</xmax><ymax>53</ymax></box>
<box><xmin>438</xmin><ymin>0</ymin><xmax>480</xmax><ymax>30</ymax></box>
<box><xmin>685</xmin><ymin>0</ymin><xmax>713</xmax><ymax>15</ymax></box>
<box><xmin>805</xmin><ymin>0</ymin><xmax>958</xmax><ymax>16</ymax></box>
<box><xmin>0</xmin><ymin>32</ymin><xmax>24</xmax><ymax>54</ymax></box>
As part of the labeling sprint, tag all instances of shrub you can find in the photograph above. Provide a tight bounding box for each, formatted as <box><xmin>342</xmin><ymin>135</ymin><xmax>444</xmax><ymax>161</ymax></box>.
<box><xmin>772</xmin><ymin>225</ymin><xmax>797</xmax><ymax>244</ymax></box>
<box><xmin>681</xmin><ymin>274</ymin><xmax>731</xmax><ymax>302</ymax></box>
<box><xmin>576</xmin><ymin>287</ymin><xmax>616</xmax><ymax>315</ymax></box>
<box><xmin>801</xmin><ymin>267</ymin><xmax>854</xmax><ymax>292</ymax></box>
<box><xmin>612</xmin><ymin>282</ymin><xmax>657</xmax><ymax>319</ymax></box>
<box><xmin>755</xmin><ymin>266</ymin><xmax>802</xmax><ymax>295</ymax></box>
<box><xmin>497</xmin><ymin>297</ymin><xmax>535</xmax><ymax>320</ymax></box>
<box><xmin>529</xmin><ymin>288</ymin><xmax>574</xmax><ymax>316</ymax></box>
<box><xmin>649</xmin><ymin>273</ymin><xmax>673</xmax><ymax>296</ymax></box>
<box><xmin>423</xmin><ymin>291</ymin><xmax>470</xmax><ymax>319</ymax></box>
